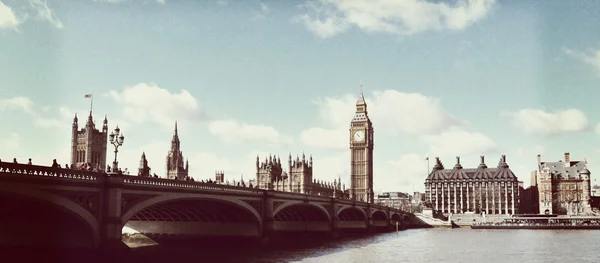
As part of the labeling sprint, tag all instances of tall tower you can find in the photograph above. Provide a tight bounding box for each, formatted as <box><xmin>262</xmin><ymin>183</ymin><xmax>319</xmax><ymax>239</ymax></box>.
<box><xmin>349</xmin><ymin>83</ymin><xmax>374</xmax><ymax>203</ymax></box>
<box><xmin>138</xmin><ymin>152</ymin><xmax>151</xmax><ymax>177</ymax></box>
<box><xmin>166</xmin><ymin>121</ymin><xmax>189</xmax><ymax>180</ymax></box>
<box><xmin>70</xmin><ymin>112</ymin><xmax>108</xmax><ymax>171</ymax></box>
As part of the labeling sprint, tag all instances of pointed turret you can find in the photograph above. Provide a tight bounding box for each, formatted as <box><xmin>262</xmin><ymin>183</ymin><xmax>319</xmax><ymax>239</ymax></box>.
<box><xmin>357</xmin><ymin>80</ymin><xmax>366</xmax><ymax>106</ymax></box>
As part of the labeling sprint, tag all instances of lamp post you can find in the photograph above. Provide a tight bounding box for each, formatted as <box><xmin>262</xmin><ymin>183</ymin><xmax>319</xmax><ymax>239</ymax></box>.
<box><xmin>109</xmin><ymin>126</ymin><xmax>125</xmax><ymax>173</ymax></box>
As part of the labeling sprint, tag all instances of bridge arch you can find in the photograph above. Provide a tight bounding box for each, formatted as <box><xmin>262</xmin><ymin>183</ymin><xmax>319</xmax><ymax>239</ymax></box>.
<box><xmin>0</xmin><ymin>185</ymin><xmax>100</xmax><ymax>248</ymax></box>
<box><xmin>122</xmin><ymin>194</ymin><xmax>262</xmax><ymax>224</ymax></box>
<box><xmin>273</xmin><ymin>202</ymin><xmax>331</xmax><ymax>222</ymax></box>
<box><xmin>391</xmin><ymin>213</ymin><xmax>402</xmax><ymax>221</ymax></box>
<box><xmin>337</xmin><ymin>206</ymin><xmax>368</xmax><ymax>221</ymax></box>
<box><xmin>372</xmin><ymin>210</ymin><xmax>388</xmax><ymax>221</ymax></box>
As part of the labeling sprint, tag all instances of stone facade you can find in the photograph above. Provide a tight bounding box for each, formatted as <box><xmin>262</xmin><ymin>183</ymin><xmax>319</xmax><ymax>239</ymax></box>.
<box><xmin>349</xmin><ymin>87</ymin><xmax>374</xmax><ymax>203</ymax></box>
<box><xmin>424</xmin><ymin>155</ymin><xmax>520</xmax><ymax>215</ymax></box>
<box><xmin>70</xmin><ymin>112</ymin><xmax>108</xmax><ymax>171</ymax></box>
<box><xmin>166</xmin><ymin>122</ymin><xmax>189</xmax><ymax>180</ymax></box>
<box><xmin>536</xmin><ymin>153</ymin><xmax>592</xmax><ymax>215</ymax></box>
<box><xmin>255</xmin><ymin>153</ymin><xmax>345</xmax><ymax>197</ymax></box>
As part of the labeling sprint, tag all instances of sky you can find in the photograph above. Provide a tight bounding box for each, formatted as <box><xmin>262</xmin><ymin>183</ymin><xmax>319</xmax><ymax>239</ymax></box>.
<box><xmin>2</xmin><ymin>0</ymin><xmax>600</xmax><ymax>193</ymax></box>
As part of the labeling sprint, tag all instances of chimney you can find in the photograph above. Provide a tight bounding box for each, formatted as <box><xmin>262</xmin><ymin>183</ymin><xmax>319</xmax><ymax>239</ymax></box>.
<box><xmin>537</xmin><ymin>154</ymin><xmax>541</xmax><ymax>165</ymax></box>
<box><xmin>564</xmin><ymin>152</ymin><xmax>570</xmax><ymax>165</ymax></box>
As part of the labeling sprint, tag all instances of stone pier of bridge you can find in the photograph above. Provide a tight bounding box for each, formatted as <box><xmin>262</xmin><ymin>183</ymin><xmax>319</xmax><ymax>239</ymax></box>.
<box><xmin>0</xmin><ymin>162</ymin><xmax>410</xmax><ymax>250</ymax></box>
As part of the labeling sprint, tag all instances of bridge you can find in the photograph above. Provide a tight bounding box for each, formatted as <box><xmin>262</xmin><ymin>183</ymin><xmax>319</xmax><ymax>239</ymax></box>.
<box><xmin>0</xmin><ymin>161</ymin><xmax>411</xmax><ymax>250</ymax></box>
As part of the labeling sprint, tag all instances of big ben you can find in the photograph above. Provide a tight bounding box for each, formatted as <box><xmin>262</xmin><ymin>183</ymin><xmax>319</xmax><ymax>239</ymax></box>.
<box><xmin>349</xmin><ymin>84</ymin><xmax>374</xmax><ymax>203</ymax></box>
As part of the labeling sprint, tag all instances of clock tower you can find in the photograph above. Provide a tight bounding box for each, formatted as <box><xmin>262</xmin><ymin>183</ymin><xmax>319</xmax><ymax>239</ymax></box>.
<box><xmin>349</xmin><ymin>83</ymin><xmax>374</xmax><ymax>203</ymax></box>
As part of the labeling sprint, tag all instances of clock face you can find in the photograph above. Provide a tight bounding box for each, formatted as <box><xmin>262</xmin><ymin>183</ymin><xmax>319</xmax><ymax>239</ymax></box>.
<box><xmin>353</xmin><ymin>130</ymin><xmax>365</xmax><ymax>142</ymax></box>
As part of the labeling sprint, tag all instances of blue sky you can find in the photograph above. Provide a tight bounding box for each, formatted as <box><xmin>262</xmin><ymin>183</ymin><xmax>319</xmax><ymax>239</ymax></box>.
<box><xmin>2</xmin><ymin>0</ymin><xmax>600</xmax><ymax>192</ymax></box>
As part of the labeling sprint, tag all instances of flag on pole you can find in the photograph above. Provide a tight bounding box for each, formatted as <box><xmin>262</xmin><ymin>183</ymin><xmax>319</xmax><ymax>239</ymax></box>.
<box><xmin>425</xmin><ymin>157</ymin><xmax>429</xmax><ymax>161</ymax></box>
<box><xmin>84</xmin><ymin>94</ymin><xmax>92</xmax><ymax>98</ymax></box>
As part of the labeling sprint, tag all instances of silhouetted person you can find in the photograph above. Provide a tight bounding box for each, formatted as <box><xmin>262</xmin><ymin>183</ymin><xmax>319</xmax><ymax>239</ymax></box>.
<box><xmin>13</xmin><ymin>158</ymin><xmax>17</xmax><ymax>164</ymax></box>
<box><xmin>51</xmin><ymin>159</ymin><xmax>59</xmax><ymax>169</ymax></box>
<box><xmin>28</xmin><ymin>158</ymin><xmax>32</xmax><ymax>165</ymax></box>
<box><xmin>64</xmin><ymin>164</ymin><xmax>69</xmax><ymax>169</ymax></box>
<box><xmin>249</xmin><ymin>182</ymin><xmax>253</xmax><ymax>188</ymax></box>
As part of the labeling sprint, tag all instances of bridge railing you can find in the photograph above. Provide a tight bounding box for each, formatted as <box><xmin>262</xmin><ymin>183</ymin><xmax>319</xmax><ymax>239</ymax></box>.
<box><xmin>122</xmin><ymin>175</ymin><xmax>264</xmax><ymax>194</ymax></box>
<box><xmin>0</xmin><ymin>162</ymin><xmax>102</xmax><ymax>181</ymax></box>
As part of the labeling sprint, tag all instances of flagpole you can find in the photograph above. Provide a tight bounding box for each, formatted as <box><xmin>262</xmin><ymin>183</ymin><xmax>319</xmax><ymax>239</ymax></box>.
<box><xmin>90</xmin><ymin>92</ymin><xmax>93</xmax><ymax>114</ymax></box>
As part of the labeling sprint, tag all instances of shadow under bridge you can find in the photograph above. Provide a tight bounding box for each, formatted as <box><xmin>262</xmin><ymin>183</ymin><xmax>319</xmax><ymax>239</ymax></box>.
<box><xmin>123</xmin><ymin>198</ymin><xmax>261</xmax><ymax>240</ymax></box>
<box><xmin>273</xmin><ymin>203</ymin><xmax>331</xmax><ymax>233</ymax></box>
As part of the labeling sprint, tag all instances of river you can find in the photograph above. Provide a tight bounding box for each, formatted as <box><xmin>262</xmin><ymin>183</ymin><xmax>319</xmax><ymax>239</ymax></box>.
<box><xmin>122</xmin><ymin>229</ymin><xmax>600</xmax><ymax>263</ymax></box>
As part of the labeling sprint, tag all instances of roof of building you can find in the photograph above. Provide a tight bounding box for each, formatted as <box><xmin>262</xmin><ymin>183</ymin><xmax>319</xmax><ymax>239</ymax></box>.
<box><xmin>540</xmin><ymin>160</ymin><xmax>588</xmax><ymax>179</ymax></box>
<box><xmin>426</xmin><ymin>155</ymin><xmax>518</xmax><ymax>181</ymax></box>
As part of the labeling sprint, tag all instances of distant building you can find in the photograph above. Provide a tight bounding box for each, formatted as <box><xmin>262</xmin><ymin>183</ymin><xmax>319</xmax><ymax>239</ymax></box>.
<box><xmin>412</xmin><ymin>192</ymin><xmax>424</xmax><ymax>204</ymax></box>
<box><xmin>536</xmin><ymin>153</ymin><xmax>592</xmax><ymax>215</ymax></box>
<box><xmin>165</xmin><ymin>122</ymin><xmax>189</xmax><ymax>180</ymax></box>
<box><xmin>255</xmin><ymin>153</ymin><xmax>346</xmax><ymax>198</ymax></box>
<box><xmin>519</xmin><ymin>176</ymin><xmax>539</xmax><ymax>214</ymax></box>
<box><xmin>70</xmin><ymin>112</ymin><xmax>108</xmax><ymax>171</ymax></box>
<box><xmin>138</xmin><ymin>152</ymin><xmax>151</xmax><ymax>177</ymax></box>
<box><xmin>424</xmin><ymin>155</ymin><xmax>520</xmax><ymax>215</ymax></box>
<box><xmin>215</xmin><ymin>170</ymin><xmax>225</xmax><ymax>183</ymax></box>
<box><xmin>375</xmin><ymin>192</ymin><xmax>410</xmax><ymax>210</ymax></box>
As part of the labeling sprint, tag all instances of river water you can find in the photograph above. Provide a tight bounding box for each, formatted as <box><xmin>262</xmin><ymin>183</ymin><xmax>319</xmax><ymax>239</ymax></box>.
<box><xmin>124</xmin><ymin>229</ymin><xmax>600</xmax><ymax>263</ymax></box>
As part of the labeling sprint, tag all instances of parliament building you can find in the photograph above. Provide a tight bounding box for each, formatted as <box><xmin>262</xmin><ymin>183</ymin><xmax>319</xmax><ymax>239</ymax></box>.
<box><xmin>255</xmin><ymin>153</ymin><xmax>345</xmax><ymax>197</ymax></box>
<box><xmin>424</xmin><ymin>155</ymin><xmax>520</xmax><ymax>215</ymax></box>
<box><xmin>70</xmin><ymin>112</ymin><xmax>108</xmax><ymax>171</ymax></box>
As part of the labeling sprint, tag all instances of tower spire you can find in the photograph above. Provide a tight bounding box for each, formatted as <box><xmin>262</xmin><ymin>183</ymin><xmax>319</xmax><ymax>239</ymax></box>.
<box><xmin>175</xmin><ymin>121</ymin><xmax>178</xmax><ymax>136</ymax></box>
<box><xmin>356</xmin><ymin>80</ymin><xmax>366</xmax><ymax>106</ymax></box>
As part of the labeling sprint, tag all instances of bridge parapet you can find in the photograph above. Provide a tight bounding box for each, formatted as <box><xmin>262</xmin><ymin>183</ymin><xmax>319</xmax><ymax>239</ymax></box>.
<box><xmin>122</xmin><ymin>175</ymin><xmax>264</xmax><ymax>194</ymax></box>
<box><xmin>0</xmin><ymin>161</ymin><xmax>102</xmax><ymax>182</ymax></box>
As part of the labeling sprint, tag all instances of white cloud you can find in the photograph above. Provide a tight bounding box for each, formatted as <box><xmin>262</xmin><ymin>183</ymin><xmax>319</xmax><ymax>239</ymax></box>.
<box><xmin>386</xmin><ymin>153</ymin><xmax>430</xmax><ymax>192</ymax></box>
<box><xmin>106</xmin><ymin>82</ymin><xmax>205</xmax><ymax>128</ymax></box>
<box><xmin>0</xmin><ymin>96</ymin><xmax>35</xmax><ymax>114</ymax></box>
<box><xmin>564</xmin><ymin>48</ymin><xmax>600</xmax><ymax>75</ymax></box>
<box><xmin>300</xmin><ymin>90</ymin><xmax>463</xmax><ymax>149</ymax></box>
<box><xmin>502</xmin><ymin>108</ymin><xmax>589</xmax><ymax>136</ymax></box>
<box><xmin>0</xmin><ymin>96</ymin><xmax>67</xmax><ymax>129</ymax></box>
<box><xmin>0</xmin><ymin>1</ymin><xmax>20</xmax><ymax>30</ymax></box>
<box><xmin>296</xmin><ymin>0</ymin><xmax>496</xmax><ymax>38</ymax></box>
<box><xmin>253</xmin><ymin>2</ymin><xmax>270</xmax><ymax>19</ymax></box>
<box><xmin>300</xmin><ymin>127</ymin><xmax>346</xmax><ymax>149</ymax></box>
<box><xmin>595</xmin><ymin>123</ymin><xmax>600</xmax><ymax>136</ymax></box>
<box><xmin>208</xmin><ymin>119</ymin><xmax>293</xmax><ymax>146</ymax></box>
<box><xmin>29</xmin><ymin>0</ymin><xmax>63</xmax><ymax>29</ymax></box>
<box><xmin>1</xmin><ymin>133</ymin><xmax>20</xmax><ymax>150</ymax></box>
<box><xmin>421</xmin><ymin>128</ymin><xmax>497</xmax><ymax>156</ymax></box>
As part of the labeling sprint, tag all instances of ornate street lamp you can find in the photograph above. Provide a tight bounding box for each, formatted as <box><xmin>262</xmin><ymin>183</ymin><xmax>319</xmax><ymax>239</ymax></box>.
<box><xmin>109</xmin><ymin>125</ymin><xmax>125</xmax><ymax>173</ymax></box>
